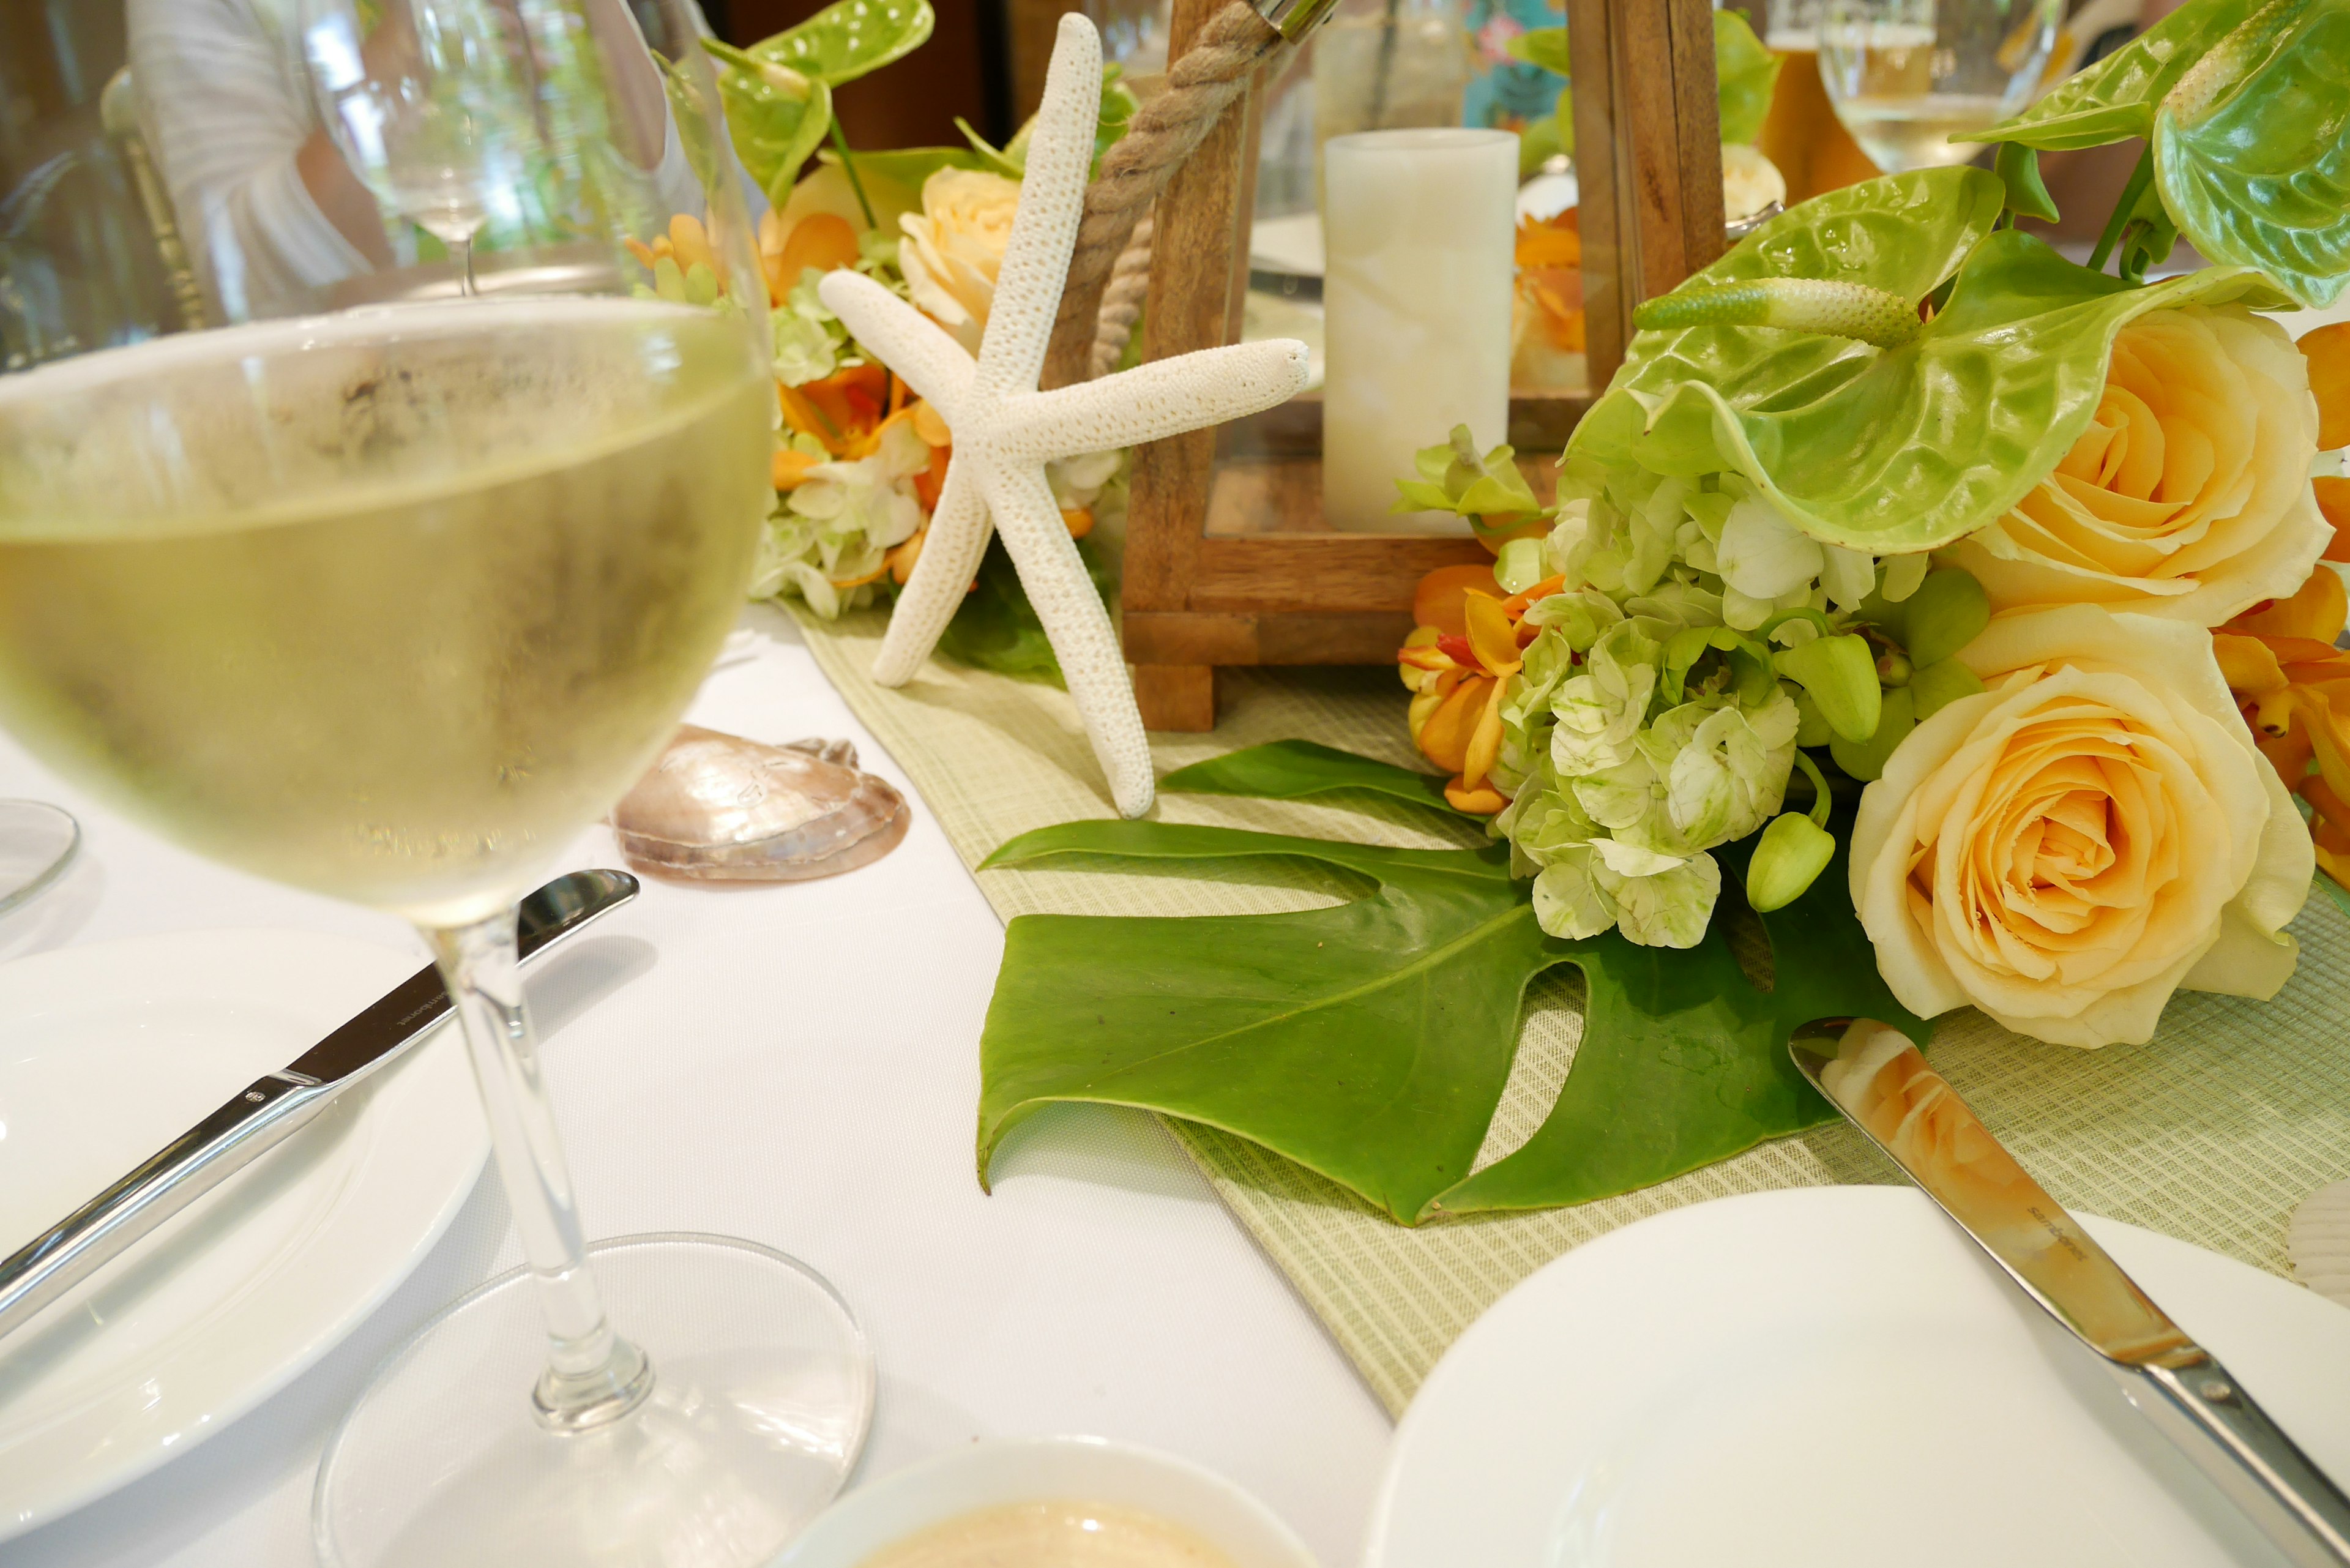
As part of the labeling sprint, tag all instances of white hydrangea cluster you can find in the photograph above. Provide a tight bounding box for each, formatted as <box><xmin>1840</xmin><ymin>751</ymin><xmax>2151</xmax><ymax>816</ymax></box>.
<box><xmin>1493</xmin><ymin>458</ymin><xmax>1925</xmax><ymax>948</ymax></box>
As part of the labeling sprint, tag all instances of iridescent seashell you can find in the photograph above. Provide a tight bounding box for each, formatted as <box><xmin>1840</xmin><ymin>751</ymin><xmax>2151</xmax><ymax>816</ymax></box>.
<box><xmin>611</xmin><ymin>726</ymin><xmax>909</xmax><ymax>881</ymax></box>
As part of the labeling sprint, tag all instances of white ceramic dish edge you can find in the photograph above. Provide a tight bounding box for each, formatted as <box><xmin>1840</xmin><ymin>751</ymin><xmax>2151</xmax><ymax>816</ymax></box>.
<box><xmin>774</xmin><ymin>1435</ymin><xmax>1320</xmax><ymax>1568</ymax></box>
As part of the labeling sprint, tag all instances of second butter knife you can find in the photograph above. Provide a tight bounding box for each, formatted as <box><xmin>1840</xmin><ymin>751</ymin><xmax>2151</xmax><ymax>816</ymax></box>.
<box><xmin>1792</xmin><ymin>1018</ymin><xmax>2350</xmax><ymax>1568</ymax></box>
<box><xmin>0</xmin><ymin>868</ymin><xmax>638</xmax><ymax>1346</ymax></box>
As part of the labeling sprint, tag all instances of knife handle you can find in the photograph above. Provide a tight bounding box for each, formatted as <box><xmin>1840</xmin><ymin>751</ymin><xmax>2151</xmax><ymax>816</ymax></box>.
<box><xmin>2122</xmin><ymin>1354</ymin><xmax>2350</xmax><ymax>1567</ymax></box>
<box><xmin>0</xmin><ymin>1072</ymin><xmax>332</xmax><ymax>1343</ymax></box>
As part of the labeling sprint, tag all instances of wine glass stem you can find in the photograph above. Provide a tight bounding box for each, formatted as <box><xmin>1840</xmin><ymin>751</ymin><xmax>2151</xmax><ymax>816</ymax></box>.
<box><xmin>452</xmin><ymin>232</ymin><xmax>477</xmax><ymax>297</ymax></box>
<box><xmin>426</xmin><ymin>912</ymin><xmax>652</xmax><ymax>1432</ymax></box>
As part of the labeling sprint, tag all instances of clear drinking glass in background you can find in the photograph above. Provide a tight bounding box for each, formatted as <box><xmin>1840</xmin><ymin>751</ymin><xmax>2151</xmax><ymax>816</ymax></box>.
<box><xmin>1816</xmin><ymin>0</ymin><xmax>2062</xmax><ymax>172</ymax></box>
<box><xmin>0</xmin><ymin>1</ymin><xmax>870</xmax><ymax>1563</ymax></box>
<box><xmin>1312</xmin><ymin>0</ymin><xmax>1472</xmax><ymax>198</ymax></box>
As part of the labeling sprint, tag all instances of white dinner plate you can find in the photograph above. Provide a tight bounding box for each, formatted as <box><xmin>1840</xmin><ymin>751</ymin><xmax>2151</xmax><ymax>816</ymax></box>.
<box><xmin>0</xmin><ymin>928</ymin><xmax>488</xmax><ymax>1540</ymax></box>
<box><xmin>1366</xmin><ymin>1186</ymin><xmax>2350</xmax><ymax>1568</ymax></box>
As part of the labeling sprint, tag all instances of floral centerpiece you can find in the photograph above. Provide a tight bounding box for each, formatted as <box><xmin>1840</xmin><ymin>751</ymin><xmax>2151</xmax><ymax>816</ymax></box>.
<box><xmin>655</xmin><ymin>0</ymin><xmax>1136</xmax><ymax>672</ymax></box>
<box><xmin>964</xmin><ymin>0</ymin><xmax>2350</xmax><ymax>1225</ymax></box>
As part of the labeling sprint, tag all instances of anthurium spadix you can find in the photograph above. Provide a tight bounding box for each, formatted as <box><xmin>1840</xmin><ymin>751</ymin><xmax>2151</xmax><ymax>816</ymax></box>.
<box><xmin>1576</xmin><ymin>168</ymin><xmax>2298</xmax><ymax>556</ymax></box>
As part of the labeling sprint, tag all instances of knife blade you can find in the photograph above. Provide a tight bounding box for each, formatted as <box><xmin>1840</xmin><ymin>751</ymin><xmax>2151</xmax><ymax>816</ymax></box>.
<box><xmin>0</xmin><ymin>868</ymin><xmax>638</xmax><ymax>1346</ymax></box>
<box><xmin>1792</xmin><ymin>1017</ymin><xmax>2350</xmax><ymax>1568</ymax></box>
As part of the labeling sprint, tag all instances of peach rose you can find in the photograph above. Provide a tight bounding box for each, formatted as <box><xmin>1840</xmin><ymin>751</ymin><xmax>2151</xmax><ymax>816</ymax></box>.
<box><xmin>898</xmin><ymin>168</ymin><xmax>1020</xmax><ymax>354</ymax></box>
<box><xmin>1942</xmin><ymin>305</ymin><xmax>2326</xmax><ymax>628</ymax></box>
<box><xmin>1851</xmin><ymin>604</ymin><xmax>2312</xmax><ymax>1047</ymax></box>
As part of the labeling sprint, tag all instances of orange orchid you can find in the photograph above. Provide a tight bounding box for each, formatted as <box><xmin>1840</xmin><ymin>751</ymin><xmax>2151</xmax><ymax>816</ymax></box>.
<box><xmin>757</xmin><ymin>209</ymin><xmax>861</xmax><ymax>310</ymax></box>
<box><xmin>2220</xmin><ymin>567</ymin><xmax>2350</xmax><ymax>888</ymax></box>
<box><xmin>1515</xmin><ymin>209</ymin><xmax>1585</xmax><ymax>356</ymax></box>
<box><xmin>1397</xmin><ymin>564</ymin><xmax>1565</xmax><ymax>813</ymax></box>
<box><xmin>624</xmin><ymin>214</ymin><xmax>726</xmax><ymax>289</ymax></box>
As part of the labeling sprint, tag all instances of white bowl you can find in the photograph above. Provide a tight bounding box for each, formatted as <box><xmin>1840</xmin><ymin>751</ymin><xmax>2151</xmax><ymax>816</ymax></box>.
<box><xmin>773</xmin><ymin>1436</ymin><xmax>1319</xmax><ymax>1568</ymax></box>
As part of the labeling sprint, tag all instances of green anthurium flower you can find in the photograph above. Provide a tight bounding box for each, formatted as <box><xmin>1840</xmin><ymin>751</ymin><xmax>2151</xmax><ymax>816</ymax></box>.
<box><xmin>1745</xmin><ymin>810</ymin><xmax>1838</xmax><ymax>913</ymax></box>
<box><xmin>1577</xmin><ymin>176</ymin><xmax>2298</xmax><ymax>554</ymax></box>
<box><xmin>701</xmin><ymin>38</ymin><xmax>834</xmax><ymax>203</ymax></box>
<box><xmin>1773</xmin><ymin>633</ymin><xmax>1881</xmax><ymax>742</ymax></box>
<box><xmin>1969</xmin><ymin>0</ymin><xmax>2270</xmax><ymax>151</ymax></box>
<box><xmin>2152</xmin><ymin>0</ymin><xmax>2350</xmax><ymax>307</ymax></box>
<box><xmin>750</xmin><ymin>0</ymin><xmax>934</xmax><ymax>87</ymax></box>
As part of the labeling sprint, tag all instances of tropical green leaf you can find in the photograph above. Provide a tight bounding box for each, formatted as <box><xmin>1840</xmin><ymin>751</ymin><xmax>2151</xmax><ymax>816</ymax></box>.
<box><xmin>934</xmin><ymin>533</ymin><xmax>1113</xmax><ymax>682</ymax></box>
<box><xmin>1506</xmin><ymin>26</ymin><xmax>1572</xmax><ymax>73</ymax></box>
<box><xmin>700</xmin><ymin>39</ymin><xmax>832</xmax><ymax>203</ymax></box>
<box><xmin>750</xmin><ymin>0</ymin><xmax>934</xmax><ymax>87</ymax></box>
<box><xmin>1972</xmin><ymin>0</ymin><xmax>2269</xmax><ymax>150</ymax></box>
<box><xmin>1578</xmin><ymin>171</ymin><xmax>2296</xmax><ymax>553</ymax></box>
<box><xmin>975</xmin><ymin>796</ymin><xmax>1927</xmax><ymax>1224</ymax></box>
<box><xmin>2153</xmin><ymin>0</ymin><xmax>2350</xmax><ymax>307</ymax></box>
<box><xmin>1508</xmin><ymin>12</ymin><xmax>1778</xmax><ymax>154</ymax></box>
<box><xmin>1162</xmin><ymin>739</ymin><xmax>1467</xmax><ymax>816</ymax></box>
<box><xmin>1713</xmin><ymin>10</ymin><xmax>1781</xmax><ymax>146</ymax></box>
<box><xmin>655</xmin><ymin>49</ymin><xmax>722</xmax><ymax>194</ymax></box>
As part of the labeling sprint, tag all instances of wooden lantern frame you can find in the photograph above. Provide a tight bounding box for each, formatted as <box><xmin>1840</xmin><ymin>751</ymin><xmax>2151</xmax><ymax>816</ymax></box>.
<box><xmin>1119</xmin><ymin>0</ymin><xmax>1729</xmax><ymax>730</ymax></box>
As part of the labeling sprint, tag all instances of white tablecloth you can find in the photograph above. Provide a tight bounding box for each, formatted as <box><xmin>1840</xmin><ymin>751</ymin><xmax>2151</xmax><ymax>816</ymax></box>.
<box><xmin>0</xmin><ymin>607</ymin><xmax>1392</xmax><ymax>1567</ymax></box>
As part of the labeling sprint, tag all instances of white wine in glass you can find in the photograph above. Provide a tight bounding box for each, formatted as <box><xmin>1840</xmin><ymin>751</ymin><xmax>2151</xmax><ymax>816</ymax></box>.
<box><xmin>1818</xmin><ymin>0</ymin><xmax>2062</xmax><ymax>173</ymax></box>
<box><xmin>1</xmin><ymin>1</ymin><xmax>873</xmax><ymax>1562</ymax></box>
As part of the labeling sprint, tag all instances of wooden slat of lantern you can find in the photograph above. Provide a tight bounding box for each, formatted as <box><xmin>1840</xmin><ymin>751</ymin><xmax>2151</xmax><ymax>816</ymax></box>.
<box><xmin>1122</xmin><ymin>0</ymin><xmax>1726</xmax><ymax>731</ymax></box>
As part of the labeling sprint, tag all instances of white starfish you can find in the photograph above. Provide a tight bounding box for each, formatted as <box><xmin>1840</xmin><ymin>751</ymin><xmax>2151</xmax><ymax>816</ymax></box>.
<box><xmin>818</xmin><ymin>13</ymin><xmax>1308</xmax><ymax>819</ymax></box>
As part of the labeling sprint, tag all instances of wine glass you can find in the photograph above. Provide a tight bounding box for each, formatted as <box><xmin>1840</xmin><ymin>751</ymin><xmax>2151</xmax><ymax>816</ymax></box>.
<box><xmin>1</xmin><ymin>2</ymin><xmax>871</xmax><ymax>1564</ymax></box>
<box><xmin>1817</xmin><ymin>0</ymin><xmax>2063</xmax><ymax>173</ymax></box>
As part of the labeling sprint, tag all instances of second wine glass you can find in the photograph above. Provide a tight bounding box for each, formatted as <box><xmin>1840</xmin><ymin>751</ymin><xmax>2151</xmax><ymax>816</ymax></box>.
<box><xmin>1818</xmin><ymin>0</ymin><xmax>2062</xmax><ymax>173</ymax></box>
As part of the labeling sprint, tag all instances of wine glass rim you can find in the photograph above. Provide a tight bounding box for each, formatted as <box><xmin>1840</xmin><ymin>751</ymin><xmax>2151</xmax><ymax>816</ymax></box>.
<box><xmin>0</xmin><ymin>296</ymin><xmax>712</xmax><ymax>404</ymax></box>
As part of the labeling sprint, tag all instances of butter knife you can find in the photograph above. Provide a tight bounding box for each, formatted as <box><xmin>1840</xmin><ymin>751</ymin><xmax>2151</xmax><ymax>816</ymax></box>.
<box><xmin>0</xmin><ymin>868</ymin><xmax>638</xmax><ymax>1345</ymax></box>
<box><xmin>1791</xmin><ymin>1017</ymin><xmax>2350</xmax><ymax>1568</ymax></box>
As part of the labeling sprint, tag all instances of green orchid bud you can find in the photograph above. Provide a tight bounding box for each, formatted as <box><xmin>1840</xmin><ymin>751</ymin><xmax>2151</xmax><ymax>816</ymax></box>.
<box><xmin>1909</xmin><ymin>656</ymin><xmax>1987</xmax><ymax>720</ymax></box>
<box><xmin>1773</xmin><ymin>633</ymin><xmax>1881</xmax><ymax>743</ymax></box>
<box><xmin>1900</xmin><ymin>568</ymin><xmax>1990</xmax><ymax>667</ymax></box>
<box><xmin>1745</xmin><ymin>810</ymin><xmax>1838</xmax><ymax>913</ymax></box>
<box><xmin>1877</xmin><ymin>649</ymin><xmax>1912</xmax><ymax>687</ymax></box>
<box><xmin>1631</xmin><ymin>277</ymin><xmax>1922</xmax><ymax>349</ymax></box>
<box><xmin>1494</xmin><ymin>536</ymin><xmax>1548</xmax><ymax>594</ymax></box>
<box><xmin>1829</xmin><ymin>685</ymin><xmax>1916</xmax><ymax>783</ymax></box>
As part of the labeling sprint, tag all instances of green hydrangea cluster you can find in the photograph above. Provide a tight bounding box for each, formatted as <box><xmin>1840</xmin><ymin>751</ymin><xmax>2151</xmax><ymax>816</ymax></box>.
<box><xmin>1481</xmin><ymin>452</ymin><xmax>1991</xmax><ymax>949</ymax></box>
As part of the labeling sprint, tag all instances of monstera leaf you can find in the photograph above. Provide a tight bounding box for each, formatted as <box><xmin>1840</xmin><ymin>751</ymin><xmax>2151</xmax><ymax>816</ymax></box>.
<box><xmin>2153</xmin><ymin>0</ymin><xmax>2350</xmax><ymax>307</ymax></box>
<box><xmin>975</xmin><ymin>750</ymin><xmax>1926</xmax><ymax>1225</ymax></box>
<box><xmin>1971</xmin><ymin>0</ymin><xmax>2270</xmax><ymax>150</ymax></box>
<box><xmin>1163</xmin><ymin>739</ymin><xmax>1466</xmax><ymax>817</ymax></box>
<box><xmin>1578</xmin><ymin>169</ymin><xmax>2296</xmax><ymax>553</ymax></box>
<box><xmin>751</xmin><ymin>0</ymin><xmax>933</xmax><ymax>86</ymax></box>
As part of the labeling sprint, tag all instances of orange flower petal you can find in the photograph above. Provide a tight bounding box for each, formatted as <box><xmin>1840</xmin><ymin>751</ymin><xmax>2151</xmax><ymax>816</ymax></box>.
<box><xmin>2301</xmin><ymin>321</ymin><xmax>2350</xmax><ymax>451</ymax></box>
<box><xmin>1463</xmin><ymin>589</ymin><xmax>1525</xmax><ymax>676</ymax></box>
<box><xmin>775</xmin><ymin>212</ymin><xmax>860</xmax><ymax>280</ymax></box>
<box><xmin>1462</xmin><ymin>671</ymin><xmax>1511</xmax><ymax>788</ymax></box>
<box><xmin>1413</xmin><ymin>564</ymin><xmax>1502</xmax><ymax>639</ymax></box>
<box><xmin>2317</xmin><ymin>476</ymin><xmax>2350</xmax><ymax>562</ymax></box>
<box><xmin>772</xmin><ymin>448</ymin><xmax>821</xmax><ymax>490</ymax></box>
<box><xmin>1417</xmin><ymin>675</ymin><xmax>1491</xmax><ymax>774</ymax></box>
<box><xmin>1444</xmin><ymin>777</ymin><xmax>1509</xmax><ymax>815</ymax></box>
<box><xmin>2229</xmin><ymin>565</ymin><xmax>2348</xmax><ymax>643</ymax></box>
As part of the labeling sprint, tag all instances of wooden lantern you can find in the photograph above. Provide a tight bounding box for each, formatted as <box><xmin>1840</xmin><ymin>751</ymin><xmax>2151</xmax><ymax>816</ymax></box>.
<box><xmin>1120</xmin><ymin>0</ymin><xmax>1728</xmax><ymax>730</ymax></box>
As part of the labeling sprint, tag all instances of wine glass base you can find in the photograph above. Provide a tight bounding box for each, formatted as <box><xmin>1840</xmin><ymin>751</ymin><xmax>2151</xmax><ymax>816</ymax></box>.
<box><xmin>313</xmin><ymin>1233</ymin><xmax>873</xmax><ymax>1568</ymax></box>
<box><xmin>0</xmin><ymin>800</ymin><xmax>78</xmax><ymax>916</ymax></box>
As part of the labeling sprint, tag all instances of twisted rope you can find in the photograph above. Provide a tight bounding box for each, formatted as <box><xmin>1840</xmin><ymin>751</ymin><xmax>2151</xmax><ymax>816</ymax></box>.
<box><xmin>1046</xmin><ymin>1</ymin><xmax>1285</xmax><ymax>387</ymax></box>
<box><xmin>1089</xmin><ymin>211</ymin><xmax>1155</xmax><ymax>379</ymax></box>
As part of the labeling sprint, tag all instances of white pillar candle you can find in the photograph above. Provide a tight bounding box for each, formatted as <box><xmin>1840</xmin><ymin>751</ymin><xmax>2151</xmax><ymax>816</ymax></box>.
<box><xmin>1321</xmin><ymin>128</ymin><xmax>1517</xmax><ymax>534</ymax></box>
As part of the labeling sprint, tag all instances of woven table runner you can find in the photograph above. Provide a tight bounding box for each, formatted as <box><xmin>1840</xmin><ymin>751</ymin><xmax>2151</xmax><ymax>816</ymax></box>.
<box><xmin>786</xmin><ymin>604</ymin><xmax>2350</xmax><ymax>1417</ymax></box>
